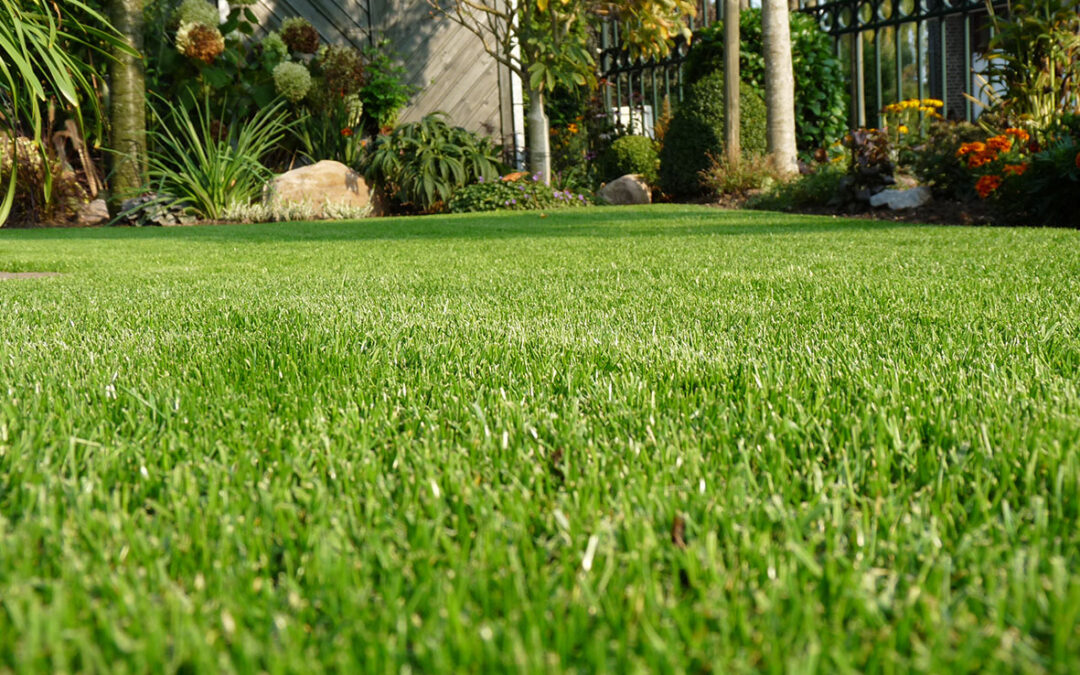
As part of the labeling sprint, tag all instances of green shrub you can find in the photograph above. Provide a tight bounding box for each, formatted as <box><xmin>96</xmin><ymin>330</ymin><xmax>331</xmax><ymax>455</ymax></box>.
<box><xmin>362</xmin><ymin>114</ymin><xmax>503</xmax><ymax>212</ymax></box>
<box><xmin>910</xmin><ymin>119</ymin><xmax>985</xmax><ymax>200</ymax></box>
<box><xmin>700</xmin><ymin>153</ymin><xmax>781</xmax><ymax>198</ymax></box>
<box><xmin>602</xmin><ymin>135</ymin><xmax>659</xmax><ymax>184</ymax></box>
<box><xmin>359</xmin><ymin>40</ymin><xmax>417</xmax><ymax>131</ymax></box>
<box><xmin>658</xmin><ymin>71</ymin><xmax>767</xmax><ymax>198</ymax></box>
<box><xmin>447</xmin><ymin>175</ymin><xmax>592</xmax><ymax>213</ymax></box>
<box><xmin>746</xmin><ymin>163</ymin><xmax>847</xmax><ymax>211</ymax></box>
<box><xmin>683</xmin><ymin>9</ymin><xmax>847</xmax><ymax>152</ymax></box>
<box><xmin>1010</xmin><ymin>139</ymin><xmax>1080</xmax><ymax>226</ymax></box>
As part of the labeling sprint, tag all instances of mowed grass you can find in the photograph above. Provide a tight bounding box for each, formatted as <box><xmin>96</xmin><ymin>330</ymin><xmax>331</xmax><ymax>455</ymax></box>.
<box><xmin>1</xmin><ymin>206</ymin><xmax>1079</xmax><ymax>674</ymax></box>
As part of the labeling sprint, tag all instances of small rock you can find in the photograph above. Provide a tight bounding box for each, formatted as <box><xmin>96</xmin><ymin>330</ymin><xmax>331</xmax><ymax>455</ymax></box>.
<box><xmin>869</xmin><ymin>186</ymin><xmax>932</xmax><ymax>210</ymax></box>
<box><xmin>76</xmin><ymin>199</ymin><xmax>109</xmax><ymax>226</ymax></box>
<box><xmin>598</xmin><ymin>174</ymin><xmax>652</xmax><ymax>205</ymax></box>
<box><xmin>267</xmin><ymin>160</ymin><xmax>371</xmax><ymax>216</ymax></box>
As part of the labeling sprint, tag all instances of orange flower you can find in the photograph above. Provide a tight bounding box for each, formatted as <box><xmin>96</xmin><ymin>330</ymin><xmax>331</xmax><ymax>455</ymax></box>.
<box><xmin>567</xmin><ymin>123</ymin><xmax>580</xmax><ymax>134</ymax></box>
<box><xmin>986</xmin><ymin>135</ymin><xmax>1013</xmax><ymax>152</ymax></box>
<box><xmin>341</xmin><ymin>128</ymin><xmax>354</xmax><ymax>137</ymax></box>
<box><xmin>975</xmin><ymin>174</ymin><xmax>1002</xmax><ymax>199</ymax></box>
<box><xmin>1003</xmin><ymin>163</ymin><xmax>1028</xmax><ymax>176</ymax></box>
<box><xmin>1005</xmin><ymin>128</ymin><xmax>1030</xmax><ymax>143</ymax></box>
<box><xmin>967</xmin><ymin>154</ymin><xmax>993</xmax><ymax>168</ymax></box>
<box><xmin>956</xmin><ymin>142</ymin><xmax>985</xmax><ymax>157</ymax></box>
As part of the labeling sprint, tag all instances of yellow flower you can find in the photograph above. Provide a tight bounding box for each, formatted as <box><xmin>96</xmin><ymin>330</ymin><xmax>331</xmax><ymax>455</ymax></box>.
<box><xmin>927</xmin><ymin>99</ymin><xmax>944</xmax><ymax>107</ymax></box>
<box><xmin>898</xmin><ymin>125</ymin><xmax>909</xmax><ymax>134</ymax></box>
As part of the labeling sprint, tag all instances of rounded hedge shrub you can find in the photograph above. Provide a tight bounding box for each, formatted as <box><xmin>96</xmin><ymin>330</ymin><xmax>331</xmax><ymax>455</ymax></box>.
<box><xmin>659</xmin><ymin>71</ymin><xmax>767</xmax><ymax>198</ymax></box>
<box><xmin>683</xmin><ymin>9</ymin><xmax>846</xmax><ymax>152</ymax></box>
<box><xmin>448</xmin><ymin>176</ymin><xmax>592</xmax><ymax>213</ymax></box>
<box><xmin>602</xmin><ymin>135</ymin><xmax>659</xmax><ymax>185</ymax></box>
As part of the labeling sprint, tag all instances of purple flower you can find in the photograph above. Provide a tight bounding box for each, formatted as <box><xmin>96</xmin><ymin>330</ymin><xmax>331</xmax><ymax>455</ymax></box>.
<box><xmin>532</xmin><ymin>173</ymin><xmax>540</xmax><ymax>181</ymax></box>
<box><xmin>478</xmin><ymin>176</ymin><xmax>485</xmax><ymax>183</ymax></box>
<box><xmin>510</xmin><ymin>198</ymin><xmax>517</xmax><ymax>204</ymax></box>
<box><xmin>578</xmin><ymin>195</ymin><xmax>586</xmax><ymax>201</ymax></box>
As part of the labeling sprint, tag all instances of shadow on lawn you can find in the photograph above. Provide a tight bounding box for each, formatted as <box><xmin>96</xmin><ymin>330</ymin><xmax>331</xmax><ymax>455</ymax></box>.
<box><xmin>1</xmin><ymin>207</ymin><xmax>913</xmax><ymax>243</ymax></box>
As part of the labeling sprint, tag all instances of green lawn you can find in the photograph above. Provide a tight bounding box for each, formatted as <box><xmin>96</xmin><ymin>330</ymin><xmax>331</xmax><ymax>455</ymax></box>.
<box><xmin>1</xmin><ymin>205</ymin><xmax>1078</xmax><ymax>673</ymax></box>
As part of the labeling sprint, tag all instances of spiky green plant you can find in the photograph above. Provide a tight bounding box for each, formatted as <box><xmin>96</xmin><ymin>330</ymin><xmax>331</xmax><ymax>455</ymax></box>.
<box><xmin>144</xmin><ymin>96</ymin><xmax>293</xmax><ymax>220</ymax></box>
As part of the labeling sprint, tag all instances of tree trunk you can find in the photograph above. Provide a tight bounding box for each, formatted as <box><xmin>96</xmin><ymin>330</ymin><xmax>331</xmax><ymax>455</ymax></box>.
<box><xmin>761</xmin><ymin>0</ymin><xmax>798</xmax><ymax>175</ymax></box>
<box><xmin>723</xmin><ymin>0</ymin><xmax>740</xmax><ymax>165</ymax></box>
<box><xmin>108</xmin><ymin>0</ymin><xmax>147</xmax><ymax>200</ymax></box>
<box><xmin>526</xmin><ymin>86</ymin><xmax>551</xmax><ymax>184</ymax></box>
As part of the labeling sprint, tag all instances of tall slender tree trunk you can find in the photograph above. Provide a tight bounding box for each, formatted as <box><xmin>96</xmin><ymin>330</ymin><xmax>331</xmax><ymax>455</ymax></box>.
<box><xmin>723</xmin><ymin>0</ymin><xmax>740</xmax><ymax>165</ymax></box>
<box><xmin>108</xmin><ymin>0</ymin><xmax>147</xmax><ymax>200</ymax></box>
<box><xmin>526</xmin><ymin>85</ymin><xmax>551</xmax><ymax>184</ymax></box>
<box><xmin>761</xmin><ymin>0</ymin><xmax>798</xmax><ymax>175</ymax></box>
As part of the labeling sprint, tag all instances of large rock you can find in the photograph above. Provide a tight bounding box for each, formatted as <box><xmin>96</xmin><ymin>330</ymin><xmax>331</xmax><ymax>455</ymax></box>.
<box><xmin>869</xmin><ymin>186</ymin><xmax>932</xmax><ymax>210</ymax></box>
<box><xmin>598</xmin><ymin>174</ymin><xmax>652</xmax><ymax>205</ymax></box>
<box><xmin>76</xmin><ymin>199</ymin><xmax>109</xmax><ymax>226</ymax></box>
<box><xmin>267</xmin><ymin>160</ymin><xmax>372</xmax><ymax>216</ymax></box>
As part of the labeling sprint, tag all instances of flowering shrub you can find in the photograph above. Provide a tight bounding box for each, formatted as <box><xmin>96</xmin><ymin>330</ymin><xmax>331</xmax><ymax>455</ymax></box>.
<box><xmin>280</xmin><ymin>17</ymin><xmax>320</xmax><ymax>54</ymax></box>
<box><xmin>881</xmin><ymin>98</ymin><xmax>943</xmax><ymax>154</ymax></box>
<box><xmin>956</xmin><ymin>125</ymin><xmax>1080</xmax><ymax>225</ymax></box>
<box><xmin>956</xmin><ymin>128</ymin><xmax>1032</xmax><ymax>196</ymax></box>
<box><xmin>272</xmin><ymin>61</ymin><xmax>312</xmax><ymax>102</ymax></box>
<box><xmin>447</xmin><ymin>174</ymin><xmax>592</xmax><ymax>213</ymax></box>
<box><xmin>910</xmin><ymin>120</ymin><xmax>987</xmax><ymax>199</ymax></box>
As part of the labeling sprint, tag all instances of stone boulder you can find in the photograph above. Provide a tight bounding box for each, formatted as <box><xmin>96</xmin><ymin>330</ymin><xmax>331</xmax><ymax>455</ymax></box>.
<box><xmin>76</xmin><ymin>199</ymin><xmax>109</xmax><ymax>226</ymax></box>
<box><xmin>598</xmin><ymin>174</ymin><xmax>652</xmax><ymax>205</ymax></box>
<box><xmin>869</xmin><ymin>186</ymin><xmax>932</xmax><ymax>210</ymax></box>
<box><xmin>267</xmin><ymin>160</ymin><xmax>372</xmax><ymax>216</ymax></box>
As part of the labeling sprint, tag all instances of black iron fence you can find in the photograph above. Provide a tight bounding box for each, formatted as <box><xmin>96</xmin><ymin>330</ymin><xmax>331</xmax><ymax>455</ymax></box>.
<box><xmin>599</xmin><ymin>0</ymin><xmax>1002</xmax><ymax>137</ymax></box>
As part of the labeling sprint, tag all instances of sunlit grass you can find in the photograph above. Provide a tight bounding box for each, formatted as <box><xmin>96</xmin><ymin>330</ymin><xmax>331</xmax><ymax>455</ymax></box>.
<box><xmin>1</xmin><ymin>206</ymin><xmax>1078</xmax><ymax>673</ymax></box>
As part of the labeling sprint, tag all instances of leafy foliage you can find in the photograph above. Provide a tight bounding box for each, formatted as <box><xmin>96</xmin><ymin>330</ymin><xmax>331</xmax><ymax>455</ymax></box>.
<box><xmin>684</xmin><ymin>9</ymin><xmax>847</xmax><ymax>152</ymax></box>
<box><xmin>745</xmin><ymin>162</ymin><xmax>847</xmax><ymax>210</ymax></box>
<box><xmin>362</xmin><ymin>114</ymin><xmax>503</xmax><ymax>211</ymax></box>
<box><xmin>602</xmin><ymin>135</ymin><xmax>659</xmax><ymax>185</ymax></box>
<box><xmin>358</xmin><ymin>40</ymin><xmax>417</xmax><ymax>130</ymax></box>
<box><xmin>910</xmin><ymin>119</ymin><xmax>987</xmax><ymax>200</ymax></box>
<box><xmin>836</xmin><ymin>128</ymin><xmax>895</xmax><ymax>205</ymax></box>
<box><xmin>658</xmin><ymin>71</ymin><xmax>767</xmax><ymax>197</ymax></box>
<box><xmin>0</xmin><ymin>0</ymin><xmax>130</xmax><ymax>224</ymax></box>
<box><xmin>447</xmin><ymin>174</ymin><xmax>592</xmax><ymax>212</ymax></box>
<box><xmin>144</xmin><ymin>96</ymin><xmax>292</xmax><ymax>220</ymax></box>
<box><xmin>983</xmin><ymin>0</ymin><xmax>1080</xmax><ymax>133</ymax></box>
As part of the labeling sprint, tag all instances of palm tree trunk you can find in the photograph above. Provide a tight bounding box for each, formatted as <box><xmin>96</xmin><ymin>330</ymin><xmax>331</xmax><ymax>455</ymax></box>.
<box><xmin>761</xmin><ymin>0</ymin><xmax>798</xmax><ymax>175</ymax></box>
<box><xmin>108</xmin><ymin>0</ymin><xmax>147</xmax><ymax>199</ymax></box>
<box><xmin>723</xmin><ymin>0</ymin><xmax>740</xmax><ymax>165</ymax></box>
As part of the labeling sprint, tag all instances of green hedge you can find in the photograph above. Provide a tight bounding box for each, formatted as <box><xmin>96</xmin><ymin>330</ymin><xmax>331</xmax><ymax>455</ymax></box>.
<box><xmin>659</xmin><ymin>71</ymin><xmax>767</xmax><ymax>198</ymax></box>
<box><xmin>683</xmin><ymin>9</ymin><xmax>847</xmax><ymax>152</ymax></box>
